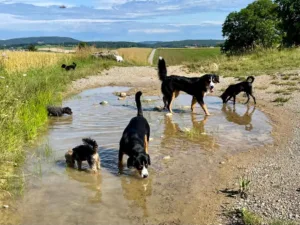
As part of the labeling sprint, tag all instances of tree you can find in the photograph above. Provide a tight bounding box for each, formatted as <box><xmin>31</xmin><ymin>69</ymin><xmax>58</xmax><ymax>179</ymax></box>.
<box><xmin>275</xmin><ymin>0</ymin><xmax>300</xmax><ymax>46</ymax></box>
<box><xmin>222</xmin><ymin>0</ymin><xmax>281</xmax><ymax>54</ymax></box>
<box><xmin>27</xmin><ymin>44</ymin><xmax>37</xmax><ymax>51</ymax></box>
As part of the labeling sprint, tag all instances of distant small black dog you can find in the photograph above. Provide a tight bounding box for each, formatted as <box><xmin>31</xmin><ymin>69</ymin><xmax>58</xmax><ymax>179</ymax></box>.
<box><xmin>61</xmin><ymin>62</ymin><xmax>76</xmax><ymax>71</ymax></box>
<box><xmin>158</xmin><ymin>57</ymin><xmax>220</xmax><ymax>115</ymax></box>
<box><xmin>119</xmin><ymin>91</ymin><xmax>151</xmax><ymax>179</ymax></box>
<box><xmin>47</xmin><ymin>106</ymin><xmax>73</xmax><ymax>116</ymax></box>
<box><xmin>220</xmin><ymin>76</ymin><xmax>256</xmax><ymax>105</ymax></box>
<box><xmin>65</xmin><ymin>138</ymin><xmax>100</xmax><ymax>172</ymax></box>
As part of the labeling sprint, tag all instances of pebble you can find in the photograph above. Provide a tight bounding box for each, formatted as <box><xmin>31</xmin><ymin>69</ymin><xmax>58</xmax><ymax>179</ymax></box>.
<box><xmin>118</xmin><ymin>97</ymin><xmax>126</xmax><ymax>100</ymax></box>
<box><xmin>119</xmin><ymin>92</ymin><xmax>127</xmax><ymax>97</ymax></box>
<box><xmin>100</xmin><ymin>101</ymin><xmax>108</xmax><ymax>105</ymax></box>
<box><xmin>149</xmin><ymin>138</ymin><xmax>154</xmax><ymax>141</ymax></box>
<box><xmin>165</xmin><ymin>113</ymin><xmax>173</xmax><ymax>117</ymax></box>
<box><xmin>163</xmin><ymin>156</ymin><xmax>171</xmax><ymax>160</ymax></box>
<box><xmin>220</xmin><ymin>161</ymin><xmax>225</xmax><ymax>165</ymax></box>
<box><xmin>2</xmin><ymin>205</ymin><xmax>9</xmax><ymax>209</ymax></box>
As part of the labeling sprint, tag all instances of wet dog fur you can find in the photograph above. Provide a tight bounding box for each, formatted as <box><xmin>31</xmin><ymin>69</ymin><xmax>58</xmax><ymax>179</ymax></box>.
<box><xmin>61</xmin><ymin>62</ymin><xmax>76</xmax><ymax>71</ymax></box>
<box><xmin>220</xmin><ymin>76</ymin><xmax>256</xmax><ymax>105</ymax></box>
<box><xmin>47</xmin><ymin>106</ymin><xmax>73</xmax><ymax>116</ymax></box>
<box><xmin>65</xmin><ymin>138</ymin><xmax>101</xmax><ymax>172</ymax></box>
<box><xmin>119</xmin><ymin>91</ymin><xmax>151</xmax><ymax>179</ymax></box>
<box><xmin>157</xmin><ymin>57</ymin><xmax>220</xmax><ymax>115</ymax></box>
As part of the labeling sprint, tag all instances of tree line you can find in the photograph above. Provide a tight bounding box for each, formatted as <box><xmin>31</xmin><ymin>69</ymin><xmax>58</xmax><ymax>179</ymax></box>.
<box><xmin>222</xmin><ymin>0</ymin><xmax>300</xmax><ymax>54</ymax></box>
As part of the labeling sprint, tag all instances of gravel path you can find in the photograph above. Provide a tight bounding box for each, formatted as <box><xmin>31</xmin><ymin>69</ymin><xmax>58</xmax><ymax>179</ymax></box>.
<box><xmin>148</xmin><ymin>48</ymin><xmax>156</xmax><ymax>65</ymax></box>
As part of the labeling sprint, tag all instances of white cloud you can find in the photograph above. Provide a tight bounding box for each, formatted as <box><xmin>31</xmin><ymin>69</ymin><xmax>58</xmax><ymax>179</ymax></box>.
<box><xmin>169</xmin><ymin>21</ymin><xmax>223</xmax><ymax>27</ymax></box>
<box><xmin>128</xmin><ymin>29</ymin><xmax>179</xmax><ymax>34</ymax></box>
<box><xmin>0</xmin><ymin>13</ymin><xmax>128</xmax><ymax>25</ymax></box>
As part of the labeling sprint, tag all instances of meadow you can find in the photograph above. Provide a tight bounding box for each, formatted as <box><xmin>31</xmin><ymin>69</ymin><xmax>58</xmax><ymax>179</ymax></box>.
<box><xmin>184</xmin><ymin>48</ymin><xmax>300</xmax><ymax>78</ymax></box>
<box><xmin>0</xmin><ymin>48</ymin><xmax>120</xmax><ymax>195</ymax></box>
<box><xmin>117</xmin><ymin>47</ymin><xmax>153</xmax><ymax>65</ymax></box>
<box><xmin>153</xmin><ymin>48</ymin><xmax>221</xmax><ymax>65</ymax></box>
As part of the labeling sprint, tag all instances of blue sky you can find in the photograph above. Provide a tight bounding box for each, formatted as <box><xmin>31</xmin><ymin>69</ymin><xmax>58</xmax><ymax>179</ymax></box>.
<box><xmin>0</xmin><ymin>0</ymin><xmax>253</xmax><ymax>41</ymax></box>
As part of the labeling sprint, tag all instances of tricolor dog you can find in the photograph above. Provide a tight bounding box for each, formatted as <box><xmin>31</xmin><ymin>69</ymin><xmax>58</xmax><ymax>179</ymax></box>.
<box><xmin>118</xmin><ymin>91</ymin><xmax>151</xmax><ymax>178</ymax></box>
<box><xmin>157</xmin><ymin>57</ymin><xmax>220</xmax><ymax>115</ymax></box>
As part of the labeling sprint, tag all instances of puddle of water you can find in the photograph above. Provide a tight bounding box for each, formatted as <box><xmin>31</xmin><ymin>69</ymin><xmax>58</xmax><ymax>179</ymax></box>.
<box><xmin>17</xmin><ymin>86</ymin><xmax>272</xmax><ymax>225</ymax></box>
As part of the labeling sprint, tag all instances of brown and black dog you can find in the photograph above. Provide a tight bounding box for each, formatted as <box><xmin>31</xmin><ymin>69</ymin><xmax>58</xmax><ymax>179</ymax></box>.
<box><xmin>157</xmin><ymin>57</ymin><xmax>220</xmax><ymax>115</ymax></box>
<box><xmin>119</xmin><ymin>91</ymin><xmax>151</xmax><ymax>178</ymax></box>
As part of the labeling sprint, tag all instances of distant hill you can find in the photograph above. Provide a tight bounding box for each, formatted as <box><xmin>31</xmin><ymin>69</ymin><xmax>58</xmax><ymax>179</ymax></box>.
<box><xmin>0</xmin><ymin>36</ymin><xmax>223</xmax><ymax>49</ymax></box>
<box><xmin>88</xmin><ymin>40</ymin><xmax>223</xmax><ymax>48</ymax></box>
<box><xmin>0</xmin><ymin>36</ymin><xmax>80</xmax><ymax>47</ymax></box>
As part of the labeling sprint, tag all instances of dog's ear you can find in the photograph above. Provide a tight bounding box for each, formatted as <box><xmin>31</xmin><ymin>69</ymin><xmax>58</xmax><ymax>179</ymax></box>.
<box><xmin>213</xmin><ymin>75</ymin><xmax>220</xmax><ymax>83</ymax></box>
<box><xmin>146</xmin><ymin>154</ymin><xmax>151</xmax><ymax>166</ymax></box>
<box><xmin>127</xmin><ymin>157</ymin><xmax>135</xmax><ymax>168</ymax></box>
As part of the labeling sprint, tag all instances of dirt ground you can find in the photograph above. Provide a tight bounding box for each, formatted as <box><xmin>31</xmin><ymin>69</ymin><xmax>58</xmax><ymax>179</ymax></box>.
<box><xmin>1</xmin><ymin>65</ymin><xmax>299</xmax><ymax>225</ymax></box>
<box><xmin>65</xmin><ymin>65</ymin><xmax>300</xmax><ymax>224</ymax></box>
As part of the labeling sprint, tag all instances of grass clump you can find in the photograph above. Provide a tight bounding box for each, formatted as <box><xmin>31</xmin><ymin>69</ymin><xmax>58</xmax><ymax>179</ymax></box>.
<box><xmin>272</xmin><ymin>97</ymin><xmax>290</xmax><ymax>103</ymax></box>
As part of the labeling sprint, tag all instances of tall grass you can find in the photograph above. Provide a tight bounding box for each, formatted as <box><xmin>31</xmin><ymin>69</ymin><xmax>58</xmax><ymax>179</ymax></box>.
<box><xmin>185</xmin><ymin>48</ymin><xmax>300</xmax><ymax>77</ymax></box>
<box><xmin>117</xmin><ymin>47</ymin><xmax>153</xmax><ymax>65</ymax></box>
<box><xmin>0</xmin><ymin>50</ymin><xmax>118</xmax><ymax>195</ymax></box>
<box><xmin>153</xmin><ymin>48</ymin><xmax>221</xmax><ymax>65</ymax></box>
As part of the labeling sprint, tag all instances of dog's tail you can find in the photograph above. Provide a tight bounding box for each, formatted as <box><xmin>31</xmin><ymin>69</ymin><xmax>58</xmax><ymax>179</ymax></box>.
<box><xmin>135</xmin><ymin>91</ymin><xmax>143</xmax><ymax>117</ymax></box>
<box><xmin>158</xmin><ymin>56</ymin><xmax>167</xmax><ymax>81</ymax></box>
<box><xmin>246</xmin><ymin>76</ymin><xmax>255</xmax><ymax>83</ymax></box>
<box><xmin>82</xmin><ymin>138</ymin><xmax>98</xmax><ymax>153</ymax></box>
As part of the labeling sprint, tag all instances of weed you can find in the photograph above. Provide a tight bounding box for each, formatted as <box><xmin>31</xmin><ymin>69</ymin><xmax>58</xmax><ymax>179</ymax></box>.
<box><xmin>272</xmin><ymin>97</ymin><xmax>290</xmax><ymax>103</ymax></box>
<box><xmin>239</xmin><ymin>176</ymin><xmax>251</xmax><ymax>199</ymax></box>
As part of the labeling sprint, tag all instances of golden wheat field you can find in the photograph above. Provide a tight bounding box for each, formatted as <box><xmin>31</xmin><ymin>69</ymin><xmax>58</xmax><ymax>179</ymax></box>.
<box><xmin>0</xmin><ymin>51</ymin><xmax>74</xmax><ymax>74</ymax></box>
<box><xmin>117</xmin><ymin>48</ymin><xmax>152</xmax><ymax>65</ymax></box>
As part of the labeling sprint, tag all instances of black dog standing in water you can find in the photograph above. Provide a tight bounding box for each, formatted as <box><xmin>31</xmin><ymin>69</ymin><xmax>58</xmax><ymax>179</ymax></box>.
<box><xmin>119</xmin><ymin>91</ymin><xmax>151</xmax><ymax>178</ymax></box>
<box><xmin>61</xmin><ymin>62</ymin><xmax>76</xmax><ymax>71</ymax></box>
<box><xmin>220</xmin><ymin>76</ymin><xmax>256</xmax><ymax>105</ymax></box>
<box><xmin>65</xmin><ymin>138</ymin><xmax>101</xmax><ymax>172</ymax></box>
<box><xmin>157</xmin><ymin>57</ymin><xmax>220</xmax><ymax>115</ymax></box>
<box><xmin>47</xmin><ymin>106</ymin><xmax>73</xmax><ymax>116</ymax></box>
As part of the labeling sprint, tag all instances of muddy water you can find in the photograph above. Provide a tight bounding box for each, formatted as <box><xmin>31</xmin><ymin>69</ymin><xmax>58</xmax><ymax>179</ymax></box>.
<box><xmin>18</xmin><ymin>87</ymin><xmax>272</xmax><ymax>225</ymax></box>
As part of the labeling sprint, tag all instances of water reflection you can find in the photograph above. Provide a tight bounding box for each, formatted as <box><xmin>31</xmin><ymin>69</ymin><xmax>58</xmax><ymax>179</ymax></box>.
<box><xmin>65</xmin><ymin>168</ymin><xmax>102</xmax><ymax>203</ymax></box>
<box><xmin>162</xmin><ymin>113</ymin><xmax>218</xmax><ymax>150</ymax></box>
<box><xmin>120</xmin><ymin>176</ymin><xmax>153</xmax><ymax>217</ymax></box>
<box><xmin>222</xmin><ymin>105</ymin><xmax>256</xmax><ymax>131</ymax></box>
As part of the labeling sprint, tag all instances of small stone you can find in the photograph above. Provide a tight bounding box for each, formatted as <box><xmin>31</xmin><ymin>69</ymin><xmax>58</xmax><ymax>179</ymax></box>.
<box><xmin>220</xmin><ymin>161</ymin><xmax>225</xmax><ymax>165</ymax></box>
<box><xmin>149</xmin><ymin>138</ymin><xmax>154</xmax><ymax>141</ymax></box>
<box><xmin>2</xmin><ymin>205</ymin><xmax>9</xmax><ymax>209</ymax></box>
<box><xmin>100</xmin><ymin>101</ymin><xmax>108</xmax><ymax>105</ymax></box>
<box><xmin>118</xmin><ymin>97</ymin><xmax>125</xmax><ymax>100</ymax></box>
<box><xmin>163</xmin><ymin>156</ymin><xmax>171</xmax><ymax>160</ymax></box>
<box><xmin>119</xmin><ymin>92</ymin><xmax>127</xmax><ymax>97</ymax></box>
<box><xmin>143</xmin><ymin>99</ymin><xmax>152</xmax><ymax>103</ymax></box>
<box><xmin>166</xmin><ymin>113</ymin><xmax>172</xmax><ymax>117</ymax></box>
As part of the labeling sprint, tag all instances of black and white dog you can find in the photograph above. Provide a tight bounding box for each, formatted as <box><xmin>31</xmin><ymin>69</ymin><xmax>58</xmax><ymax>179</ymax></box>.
<box><xmin>118</xmin><ymin>91</ymin><xmax>151</xmax><ymax>178</ymax></box>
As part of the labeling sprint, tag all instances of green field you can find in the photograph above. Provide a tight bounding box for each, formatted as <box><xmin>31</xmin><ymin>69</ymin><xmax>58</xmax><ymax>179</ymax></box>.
<box><xmin>153</xmin><ymin>48</ymin><xmax>221</xmax><ymax>65</ymax></box>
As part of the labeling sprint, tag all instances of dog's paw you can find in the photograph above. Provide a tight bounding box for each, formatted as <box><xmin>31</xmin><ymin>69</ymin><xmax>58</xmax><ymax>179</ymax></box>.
<box><xmin>165</xmin><ymin>113</ymin><xmax>173</xmax><ymax>117</ymax></box>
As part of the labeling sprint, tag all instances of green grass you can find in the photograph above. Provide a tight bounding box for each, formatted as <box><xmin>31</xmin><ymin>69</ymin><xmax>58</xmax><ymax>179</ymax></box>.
<box><xmin>0</xmin><ymin>55</ymin><xmax>120</xmax><ymax>196</ymax></box>
<box><xmin>185</xmin><ymin>48</ymin><xmax>300</xmax><ymax>77</ymax></box>
<box><xmin>238</xmin><ymin>209</ymin><xmax>297</xmax><ymax>225</ymax></box>
<box><xmin>272</xmin><ymin>97</ymin><xmax>290</xmax><ymax>103</ymax></box>
<box><xmin>153</xmin><ymin>48</ymin><xmax>221</xmax><ymax>65</ymax></box>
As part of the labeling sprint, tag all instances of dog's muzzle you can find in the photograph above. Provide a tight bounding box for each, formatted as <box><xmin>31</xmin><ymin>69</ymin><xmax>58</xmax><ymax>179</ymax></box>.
<box><xmin>141</xmin><ymin>166</ymin><xmax>149</xmax><ymax>179</ymax></box>
<box><xmin>210</xmin><ymin>84</ymin><xmax>214</xmax><ymax>93</ymax></box>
